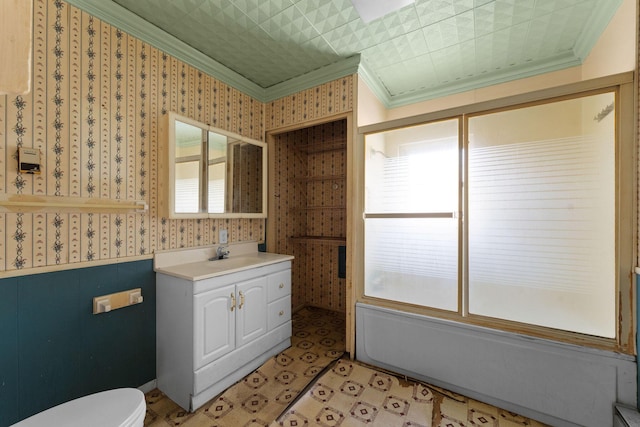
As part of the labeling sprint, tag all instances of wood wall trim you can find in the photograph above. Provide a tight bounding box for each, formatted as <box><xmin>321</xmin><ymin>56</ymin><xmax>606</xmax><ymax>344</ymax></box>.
<box><xmin>0</xmin><ymin>253</ymin><xmax>153</xmax><ymax>279</ymax></box>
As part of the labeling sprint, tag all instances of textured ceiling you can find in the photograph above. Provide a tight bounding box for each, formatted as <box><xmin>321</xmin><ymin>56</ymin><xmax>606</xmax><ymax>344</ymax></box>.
<box><xmin>82</xmin><ymin>0</ymin><xmax>621</xmax><ymax>107</ymax></box>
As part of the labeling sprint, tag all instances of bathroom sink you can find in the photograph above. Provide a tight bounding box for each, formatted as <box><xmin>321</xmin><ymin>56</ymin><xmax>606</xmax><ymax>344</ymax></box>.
<box><xmin>207</xmin><ymin>254</ymin><xmax>265</xmax><ymax>269</ymax></box>
<box><xmin>155</xmin><ymin>250</ymin><xmax>293</xmax><ymax>281</ymax></box>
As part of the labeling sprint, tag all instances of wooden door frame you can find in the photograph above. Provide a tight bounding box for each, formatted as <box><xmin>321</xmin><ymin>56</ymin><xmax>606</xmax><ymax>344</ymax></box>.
<box><xmin>265</xmin><ymin>111</ymin><xmax>356</xmax><ymax>357</ymax></box>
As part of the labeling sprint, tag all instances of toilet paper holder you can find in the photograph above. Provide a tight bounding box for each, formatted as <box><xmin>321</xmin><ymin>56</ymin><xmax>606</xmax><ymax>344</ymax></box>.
<box><xmin>93</xmin><ymin>288</ymin><xmax>144</xmax><ymax>314</ymax></box>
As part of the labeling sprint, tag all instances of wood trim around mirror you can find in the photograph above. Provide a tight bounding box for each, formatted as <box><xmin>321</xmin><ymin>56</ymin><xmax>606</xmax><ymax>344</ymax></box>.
<box><xmin>160</xmin><ymin>112</ymin><xmax>267</xmax><ymax>219</ymax></box>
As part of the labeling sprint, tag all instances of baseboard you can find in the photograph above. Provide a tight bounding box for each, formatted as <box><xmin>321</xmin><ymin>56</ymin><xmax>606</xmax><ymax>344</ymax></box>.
<box><xmin>138</xmin><ymin>379</ymin><xmax>157</xmax><ymax>393</ymax></box>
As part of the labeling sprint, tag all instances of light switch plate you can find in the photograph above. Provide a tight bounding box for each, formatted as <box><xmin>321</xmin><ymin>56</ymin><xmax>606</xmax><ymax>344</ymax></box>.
<box><xmin>219</xmin><ymin>229</ymin><xmax>228</xmax><ymax>244</ymax></box>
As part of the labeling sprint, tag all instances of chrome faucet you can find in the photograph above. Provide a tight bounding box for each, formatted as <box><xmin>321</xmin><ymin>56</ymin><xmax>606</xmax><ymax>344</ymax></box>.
<box><xmin>208</xmin><ymin>245</ymin><xmax>230</xmax><ymax>261</ymax></box>
<box><xmin>215</xmin><ymin>245</ymin><xmax>230</xmax><ymax>260</ymax></box>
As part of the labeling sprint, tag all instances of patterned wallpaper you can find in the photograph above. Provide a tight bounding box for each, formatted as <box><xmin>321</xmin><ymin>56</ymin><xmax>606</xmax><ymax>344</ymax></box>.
<box><xmin>0</xmin><ymin>0</ymin><xmax>268</xmax><ymax>273</ymax></box>
<box><xmin>0</xmin><ymin>0</ymin><xmax>355</xmax><ymax>275</ymax></box>
<box><xmin>266</xmin><ymin>77</ymin><xmax>353</xmax><ymax>131</ymax></box>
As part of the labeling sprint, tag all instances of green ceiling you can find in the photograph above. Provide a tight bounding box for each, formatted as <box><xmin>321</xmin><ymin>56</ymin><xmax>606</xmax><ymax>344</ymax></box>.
<box><xmin>65</xmin><ymin>0</ymin><xmax>622</xmax><ymax>108</ymax></box>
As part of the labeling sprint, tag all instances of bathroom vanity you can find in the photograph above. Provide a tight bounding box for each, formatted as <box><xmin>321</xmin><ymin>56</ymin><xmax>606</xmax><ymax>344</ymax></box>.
<box><xmin>154</xmin><ymin>243</ymin><xmax>293</xmax><ymax>411</ymax></box>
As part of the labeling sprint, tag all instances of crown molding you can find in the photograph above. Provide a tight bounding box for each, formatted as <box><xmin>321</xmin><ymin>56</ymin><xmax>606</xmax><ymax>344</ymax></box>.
<box><xmin>382</xmin><ymin>52</ymin><xmax>583</xmax><ymax>109</ymax></box>
<box><xmin>62</xmin><ymin>0</ymin><xmax>619</xmax><ymax>112</ymax></box>
<box><xmin>356</xmin><ymin>52</ymin><xmax>583</xmax><ymax>109</ymax></box>
<box><xmin>263</xmin><ymin>55</ymin><xmax>362</xmax><ymax>102</ymax></box>
<box><xmin>573</xmin><ymin>0</ymin><xmax>623</xmax><ymax>61</ymax></box>
<box><xmin>64</xmin><ymin>0</ymin><xmax>363</xmax><ymax>104</ymax></box>
<box><xmin>64</xmin><ymin>0</ymin><xmax>266</xmax><ymax>101</ymax></box>
<box><xmin>356</xmin><ymin>60</ymin><xmax>392</xmax><ymax>108</ymax></box>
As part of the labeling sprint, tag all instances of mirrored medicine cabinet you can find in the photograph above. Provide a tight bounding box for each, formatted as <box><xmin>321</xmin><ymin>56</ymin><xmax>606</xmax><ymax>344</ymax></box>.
<box><xmin>160</xmin><ymin>112</ymin><xmax>267</xmax><ymax>219</ymax></box>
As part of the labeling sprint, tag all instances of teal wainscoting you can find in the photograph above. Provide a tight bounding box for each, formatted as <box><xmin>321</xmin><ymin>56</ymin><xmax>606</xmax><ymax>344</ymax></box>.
<box><xmin>0</xmin><ymin>260</ymin><xmax>155</xmax><ymax>426</ymax></box>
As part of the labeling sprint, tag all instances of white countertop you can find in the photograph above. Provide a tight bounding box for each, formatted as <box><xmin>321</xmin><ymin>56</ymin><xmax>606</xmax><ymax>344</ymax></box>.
<box><xmin>154</xmin><ymin>242</ymin><xmax>293</xmax><ymax>281</ymax></box>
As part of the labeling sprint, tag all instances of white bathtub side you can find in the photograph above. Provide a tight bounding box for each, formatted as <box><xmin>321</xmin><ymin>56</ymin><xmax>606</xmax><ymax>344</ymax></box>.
<box><xmin>356</xmin><ymin>303</ymin><xmax>636</xmax><ymax>427</ymax></box>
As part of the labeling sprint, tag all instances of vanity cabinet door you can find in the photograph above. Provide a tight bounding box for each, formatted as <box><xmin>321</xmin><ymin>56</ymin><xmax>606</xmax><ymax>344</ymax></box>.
<box><xmin>235</xmin><ymin>276</ymin><xmax>267</xmax><ymax>348</ymax></box>
<box><xmin>194</xmin><ymin>284</ymin><xmax>236</xmax><ymax>370</ymax></box>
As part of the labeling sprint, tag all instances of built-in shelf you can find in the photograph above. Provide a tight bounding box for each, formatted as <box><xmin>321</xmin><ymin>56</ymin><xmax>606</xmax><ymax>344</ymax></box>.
<box><xmin>0</xmin><ymin>194</ymin><xmax>147</xmax><ymax>213</ymax></box>
<box><xmin>295</xmin><ymin>141</ymin><xmax>346</xmax><ymax>154</ymax></box>
<box><xmin>291</xmin><ymin>206</ymin><xmax>345</xmax><ymax>211</ymax></box>
<box><xmin>295</xmin><ymin>174</ymin><xmax>345</xmax><ymax>182</ymax></box>
<box><xmin>289</xmin><ymin>236</ymin><xmax>346</xmax><ymax>246</ymax></box>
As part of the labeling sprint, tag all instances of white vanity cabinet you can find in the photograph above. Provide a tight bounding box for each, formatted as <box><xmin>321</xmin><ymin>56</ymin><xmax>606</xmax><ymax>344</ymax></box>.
<box><xmin>193</xmin><ymin>276</ymin><xmax>268</xmax><ymax>369</ymax></box>
<box><xmin>267</xmin><ymin>269</ymin><xmax>292</xmax><ymax>330</ymax></box>
<box><xmin>156</xmin><ymin>260</ymin><xmax>292</xmax><ymax>412</ymax></box>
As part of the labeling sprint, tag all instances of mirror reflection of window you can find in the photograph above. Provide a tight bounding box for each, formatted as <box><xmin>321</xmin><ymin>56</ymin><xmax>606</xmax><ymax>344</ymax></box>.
<box><xmin>175</xmin><ymin>121</ymin><xmax>202</xmax><ymax>214</ymax></box>
<box><xmin>208</xmin><ymin>131</ymin><xmax>227</xmax><ymax>213</ymax></box>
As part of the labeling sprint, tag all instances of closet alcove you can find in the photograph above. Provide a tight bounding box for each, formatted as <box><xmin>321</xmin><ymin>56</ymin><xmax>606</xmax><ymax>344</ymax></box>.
<box><xmin>267</xmin><ymin>118</ymin><xmax>348</xmax><ymax>315</ymax></box>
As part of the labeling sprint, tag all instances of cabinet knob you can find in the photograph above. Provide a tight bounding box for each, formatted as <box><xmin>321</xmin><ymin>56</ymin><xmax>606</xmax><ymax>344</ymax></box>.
<box><xmin>279</xmin><ymin>310</ymin><xmax>284</xmax><ymax>316</ymax></box>
<box><xmin>279</xmin><ymin>283</ymin><xmax>284</xmax><ymax>289</ymax></box>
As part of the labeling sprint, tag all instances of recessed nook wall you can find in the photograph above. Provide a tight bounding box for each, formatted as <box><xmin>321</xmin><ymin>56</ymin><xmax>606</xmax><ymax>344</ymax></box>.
<box><xmin>270</xmin><ymin>120</ymin><xmax>347</xmax><ymax>313</ymax></box>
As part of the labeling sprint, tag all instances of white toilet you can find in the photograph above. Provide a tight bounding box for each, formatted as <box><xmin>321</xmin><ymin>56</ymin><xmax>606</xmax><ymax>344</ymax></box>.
<box><xmin>11</xmin><ymin>388</ymin><xmax>146</xmax><ymax>427</ymax></box>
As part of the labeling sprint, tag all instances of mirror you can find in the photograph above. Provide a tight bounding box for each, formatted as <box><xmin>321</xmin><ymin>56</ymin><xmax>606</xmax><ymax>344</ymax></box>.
<box><xmin>228</xmin><ymin>140</ymin><xmax>263</xmax><ymax>214</ymax></box>
<box><xmin>164</xmin><ymin>112</ymin><xmax>267</xmax><ymax>219</ymax></box>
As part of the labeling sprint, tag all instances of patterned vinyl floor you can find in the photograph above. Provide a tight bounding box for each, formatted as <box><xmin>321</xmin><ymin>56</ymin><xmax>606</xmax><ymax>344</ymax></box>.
<box><xmin>144</xmin><ymin>306</ymin><xmax>346</xmax><ymax>426</ymax></box>
<box><xmin>273</xmin><ymin>358</ymin><xmax>549</xmax><ymax>427</ymax></box>
<box><xmin>144</xmin><ymin>306</ymin><xmax>547</xmax><ymax>427</ymax></box>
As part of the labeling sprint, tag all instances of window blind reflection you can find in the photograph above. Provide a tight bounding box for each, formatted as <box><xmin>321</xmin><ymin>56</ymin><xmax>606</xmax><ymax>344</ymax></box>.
<box><xmin>468</xmin><ymin>93</ymin><xmax>616</xmax><ymax>338</ymax></box>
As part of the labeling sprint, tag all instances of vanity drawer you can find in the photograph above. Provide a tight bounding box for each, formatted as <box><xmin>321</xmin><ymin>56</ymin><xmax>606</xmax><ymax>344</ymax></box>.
<box><xmin>267</xmin><ymin>269</ymin><xmax>291</xmax><ymax>302</ymax></box>
<box><xmin>268</xmin><ymin>296</ymin><xmax>291</xmax><ymax>331</ymax></box>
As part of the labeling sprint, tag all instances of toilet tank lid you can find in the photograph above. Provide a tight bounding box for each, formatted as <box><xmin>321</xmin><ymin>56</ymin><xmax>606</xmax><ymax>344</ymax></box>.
<box><xmin>12</xmin><ymin>388</ymin><xmax>146</xmax><ymax>427</ymax></box>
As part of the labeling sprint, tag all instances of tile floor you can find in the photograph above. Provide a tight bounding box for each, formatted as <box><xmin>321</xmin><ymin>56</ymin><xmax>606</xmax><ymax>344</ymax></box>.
<box><xmin>144</xmin><ymin>306</ymin><xmax>345</xmax><ymax>426</ymax></box>
<box><xmin>144</xmin><ymin>306</ymin><xmax>548</xmax><ymax>426</ymax></box>
<box><xmin>276</xmin><ymin>358</ymin><xmax>549</xmax><ymax>427</ymax></box>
